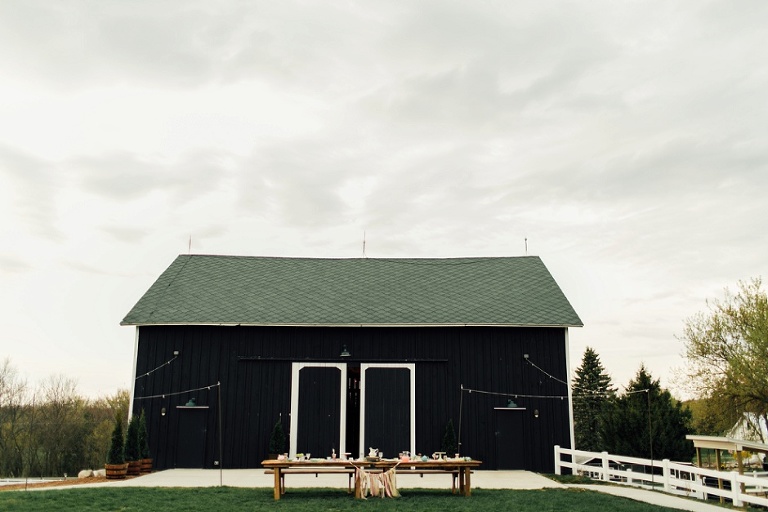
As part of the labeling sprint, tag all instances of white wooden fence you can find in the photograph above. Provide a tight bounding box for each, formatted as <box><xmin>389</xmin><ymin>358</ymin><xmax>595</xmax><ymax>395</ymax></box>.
<box><xmin>554</xmin><ymin>445</ymin><xmax>768</xmax><ymax>508</ymax></box>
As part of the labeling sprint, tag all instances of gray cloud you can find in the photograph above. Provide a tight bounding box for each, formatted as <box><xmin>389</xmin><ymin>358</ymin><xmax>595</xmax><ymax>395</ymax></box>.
<box><xmin>72</xmin><ymin>149</ymin><xmax>232</xmax><ymax>204</ymax></box>
<box><xmin>238</xmin><ymin>140</ymin><xmax>361</xmax><ymax>227</ymax></box>
<box><xmin>0</xmin><ymin>1</ymin><xmax>226</xmax><ymax>88</ymax></box>
<box><xmin>0</xmin><ymin>145</ymin><xmax>63</xmax><ymax>241</ymax></box>
<box><xmin>0</xmin><ymin>254</ymin><xmax>32</xmax><ymax>273</ymax></box>
<box><xmin>0</xmin><ymin>1</ymin><xmax>396</xmax><ymax>91</ymax></box>
<box><xmin>100</xmin><ymin>225</ymin><xmax>149</xmax><ymax>244</ymax></box>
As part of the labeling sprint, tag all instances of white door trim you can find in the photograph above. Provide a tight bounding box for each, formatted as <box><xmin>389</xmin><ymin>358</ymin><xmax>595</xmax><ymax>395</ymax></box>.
<box><xmin>289</xmin><ymin>362</ymin><xmax>347</xmax><ymax>458</ymax></box>
<box><xmin>359</xmin><ymin>363</ymin><xmax>416</xmax><ymax>458</ymax></box>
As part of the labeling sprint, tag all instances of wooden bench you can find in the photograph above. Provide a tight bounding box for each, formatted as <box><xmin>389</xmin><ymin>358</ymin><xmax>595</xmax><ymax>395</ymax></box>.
<box><xmin>396</xmin><ymin>468</ymin><xmax>474</xmax><ymax>493</ymax></box>
<box><xmin>264</xmin><ymin>467</ymin><xmax>472</xmax><ymax>495</ymax></box>
<box><xmin>264</xmin><ymin>468</ymin><xmax>356</xmax><ymax>494</ymax></box>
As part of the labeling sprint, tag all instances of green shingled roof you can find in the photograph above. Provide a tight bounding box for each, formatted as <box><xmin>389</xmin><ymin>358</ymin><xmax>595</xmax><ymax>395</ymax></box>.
<box><xmin>121</xmin><ymin>255</ymin><xmax>582</xmax><ymax>327</ymax></box>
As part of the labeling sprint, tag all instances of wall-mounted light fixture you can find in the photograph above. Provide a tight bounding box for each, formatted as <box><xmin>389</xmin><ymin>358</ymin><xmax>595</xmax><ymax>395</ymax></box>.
<box><xmin>173</xmin><ymin>350</ymin><xmax>179</xmax><ymax>356</ymax></box>
<box><xmin>161</xmin><ymin>407</ymin><xmax>166</xmax><ymax>416</ymax></box>
<box><xmin>534</xmin><ymin>409</ymin><xmax>539</xmax><ymax>418</ymax></box>
<box><xmin>340</xmin><ymin>345</ymin><xmax>351</xmax><ymax>357</ymax></box>
<box><xmin>523</xmin><ymin>354</ymin><xmax>529</xmax><ymax>360</ymax></box>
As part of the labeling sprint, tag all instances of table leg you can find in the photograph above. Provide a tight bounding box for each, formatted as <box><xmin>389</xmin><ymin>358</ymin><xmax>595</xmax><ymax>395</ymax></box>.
<box><xmin>273</xmin><ymin>467</ymin><xmax>281</xmax><ymax>500</ymax></box>
<box><xmin>464</xmin><ymin>467</ymin><xmax>471</xmax><ymax>497</ymax></box>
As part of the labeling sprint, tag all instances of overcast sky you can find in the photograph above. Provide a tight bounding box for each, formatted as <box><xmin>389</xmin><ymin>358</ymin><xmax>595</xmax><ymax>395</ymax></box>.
<box><xmin>1</xmin><ymin>1</ymin><xmax>766</xmax><ymax>399</ymax></box>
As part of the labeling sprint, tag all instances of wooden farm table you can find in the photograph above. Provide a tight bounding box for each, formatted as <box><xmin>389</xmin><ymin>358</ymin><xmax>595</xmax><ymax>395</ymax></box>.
<box><xmin>261</xmin><ymin>458</ymin><xmax>483</xmax><ymax>500</ymax></box>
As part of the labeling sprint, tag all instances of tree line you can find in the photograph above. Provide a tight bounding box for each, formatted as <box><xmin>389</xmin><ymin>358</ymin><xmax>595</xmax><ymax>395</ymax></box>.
<box><xmin>572</xmin><ymin>277</ymin><xmax>768</xmax><ymax>462</ymax></box>
<box><xmin>572</xmin><ymin>353</ymin><xmax>693</xmax><ymax>461</ymax></box>
<box><xmin>0</xmin><ymin>359</ymin><xmax>128</xmax><ymax>478</ymax></box>
<box><xmin>3</xmin><ymin>278</ymin><xmax>764</xmax><ymax>474</ymax></box>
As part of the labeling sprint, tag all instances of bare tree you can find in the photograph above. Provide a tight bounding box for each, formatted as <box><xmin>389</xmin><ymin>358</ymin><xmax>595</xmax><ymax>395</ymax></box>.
<box><xmin>34</xmin><ymin>375</ymin><xmax>89</xmax><ymax>475</ymax></box>
<box><xmin>0</xmin><ymin>358</ymin><xmax>28</xmax><ymax>476</ymax></box>
<box><xmin>0</xmin><ymin>359</ymin><xmax>130</xmax><ymax>477</ymax></box>
<box><xmin>88</xmin><ymin>389</ymin><xmax>130</xmax><ymax>468</ymax></box>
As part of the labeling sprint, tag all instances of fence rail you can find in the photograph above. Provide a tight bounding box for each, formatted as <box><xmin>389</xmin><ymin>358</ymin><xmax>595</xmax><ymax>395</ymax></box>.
<box><xmin>554</xmin><ymin>445</ymin><xmax>768</xmax><ymax>508</ymax></box>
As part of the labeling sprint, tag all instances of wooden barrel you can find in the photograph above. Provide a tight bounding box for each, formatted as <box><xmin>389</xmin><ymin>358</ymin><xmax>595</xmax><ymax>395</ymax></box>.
<box><xmin>105</xmin><ymin>463</ymin><xmax>129</xmax><ymax>479</ymax></box>
<box><xmin>127</xmin><ymin>460</ymin><xmax>142</xmax><ymax>476</ymax></box>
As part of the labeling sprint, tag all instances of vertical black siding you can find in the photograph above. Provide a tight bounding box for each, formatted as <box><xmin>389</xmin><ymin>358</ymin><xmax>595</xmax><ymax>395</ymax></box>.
<box><xmin>132</xmin><ymin>325</ymin><xmax>571</xmax><ymax>472</ymax></box>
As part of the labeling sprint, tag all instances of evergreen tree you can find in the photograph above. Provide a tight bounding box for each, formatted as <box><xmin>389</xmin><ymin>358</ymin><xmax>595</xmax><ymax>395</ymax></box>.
<box><xmin>124</xmin><ymin>413</ymin><xmax>140</xmax><ymax>462</ymax></box>
<box><xmin>107</xmin><ymin>412</ymin><xmax>125</xmax><ymax>465</ymax></box>
<box><xmin>137</xmin><ymin>409</ymin><xmax>150</xmax><ymax>459</ymax></box>
<box><xmin>442</xmin><ymin>419</ymin><xmax>458</xmax><ymax>456</ymax></box>
<box><xmin>269</xmin><ymin>418</ymin><xmax>286</xmax><ymax>455</ymax></box>
<box><xmin>572</xmin><ymin>347</ymin><xmax>614</xmax><ymax>451</ymax></box>
<box><xmin>602</xmin><ymin>365</ymin><xmax>693</xmax><ymax>461</ymax></box>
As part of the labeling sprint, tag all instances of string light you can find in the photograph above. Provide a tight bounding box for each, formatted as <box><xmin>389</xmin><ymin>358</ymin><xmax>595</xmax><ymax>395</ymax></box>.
<box><xmin>460</xmin><ymin>385</ymin><xmax>650</xmax><ymax>401</ymax></box>
<box><xmin>134</xmin><ymin>356</ymin><xmax>178</xmax><ymax>381</ymax></box>
<box><xmin>524</xmin><ymin>357</ymin><xmax>568</xmax><ymax>386</ymax></box>
<box><xmin>461</xmin><ymin>385</ymin><xmax>566</xmax><ymax>400</ymax></box>
<box><xmin>133</xmin><ymin>382</ymin><xmax>221</xmax><ymax>401</ymax></box>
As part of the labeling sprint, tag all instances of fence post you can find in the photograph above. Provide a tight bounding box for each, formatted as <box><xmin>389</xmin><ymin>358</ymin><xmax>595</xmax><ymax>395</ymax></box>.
<box><xmin>730</xmin><ymin>471</ymin><xmax>742</xmax><ymax>507</ymax></box>
<box><xmin>554</xmin><ymin>445</ymin><xmax>561</xmax><ymax>475</ymax></box>
<box><xmin>695</xmin><ymin>473</ymin><xmax>705</xmax><ymax>500</ymax></box>
<box><xmin>662</xmin><ymin>459</ymin><xmax>671</xmax><ymax>492</ymax></box>
<box><xmin>601</xmin><ymin>451</ymin><xmax>610</xmax><ymax>482</ymax></box>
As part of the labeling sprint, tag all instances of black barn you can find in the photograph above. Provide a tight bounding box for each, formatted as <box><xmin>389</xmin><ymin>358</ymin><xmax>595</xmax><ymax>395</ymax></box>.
<box><xmin>122</xmin><ymin>255</ymin><xmax>582</xmax><ymax>472</ymax></box>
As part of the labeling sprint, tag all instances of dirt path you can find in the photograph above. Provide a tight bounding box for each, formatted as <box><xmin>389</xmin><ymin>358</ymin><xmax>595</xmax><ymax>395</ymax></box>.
<box><xmin>0</xmin><ymin>475</ymin><xmax>142</xmax><ymax>491</ymax></box>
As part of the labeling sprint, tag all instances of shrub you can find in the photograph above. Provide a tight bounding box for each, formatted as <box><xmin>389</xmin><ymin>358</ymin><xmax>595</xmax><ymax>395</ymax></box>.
<box><xmin>442</xmin><ymin>419</ymin><xmax>458</xmax><ymax>456</ymax></box>
<box><xmin>269</xmin><ymin>418</ymin><xmax>286</xmax><ymax>454</ymax></box>
<box><xmin>107</xmin><ymin>413</ymin><xmax>125</xmax><ymax>465</ymax></box>
<box><xmin>124</xmin><ymin>413</ymin><xmax>140</xmax><ymax>462</ymax></box>
<box><xmin>138</xmin><ymin>409</ymin><xmax>150</xmax><ymax>459</ymax></box>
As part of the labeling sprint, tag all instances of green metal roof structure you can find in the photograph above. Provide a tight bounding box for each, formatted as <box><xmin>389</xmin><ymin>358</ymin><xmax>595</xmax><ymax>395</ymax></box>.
<box><xmin>121</xmin><ymin>255</ymin><xmax>582</xmax><ymax>327</ymax></box>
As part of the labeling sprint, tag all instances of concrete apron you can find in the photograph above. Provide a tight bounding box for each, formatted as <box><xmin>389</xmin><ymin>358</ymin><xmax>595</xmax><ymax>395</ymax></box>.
<box><xmin>69</xmin><ymin>469</ymin><xmax>560</xmax><ymax>490</ymax></box>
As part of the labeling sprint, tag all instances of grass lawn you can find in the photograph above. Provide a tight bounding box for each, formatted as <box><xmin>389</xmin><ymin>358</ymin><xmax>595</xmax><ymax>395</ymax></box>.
<box><xmin>0</xmin><ymin>487</ymin><xmax>688</xmax><ymax>512</ymax></box>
